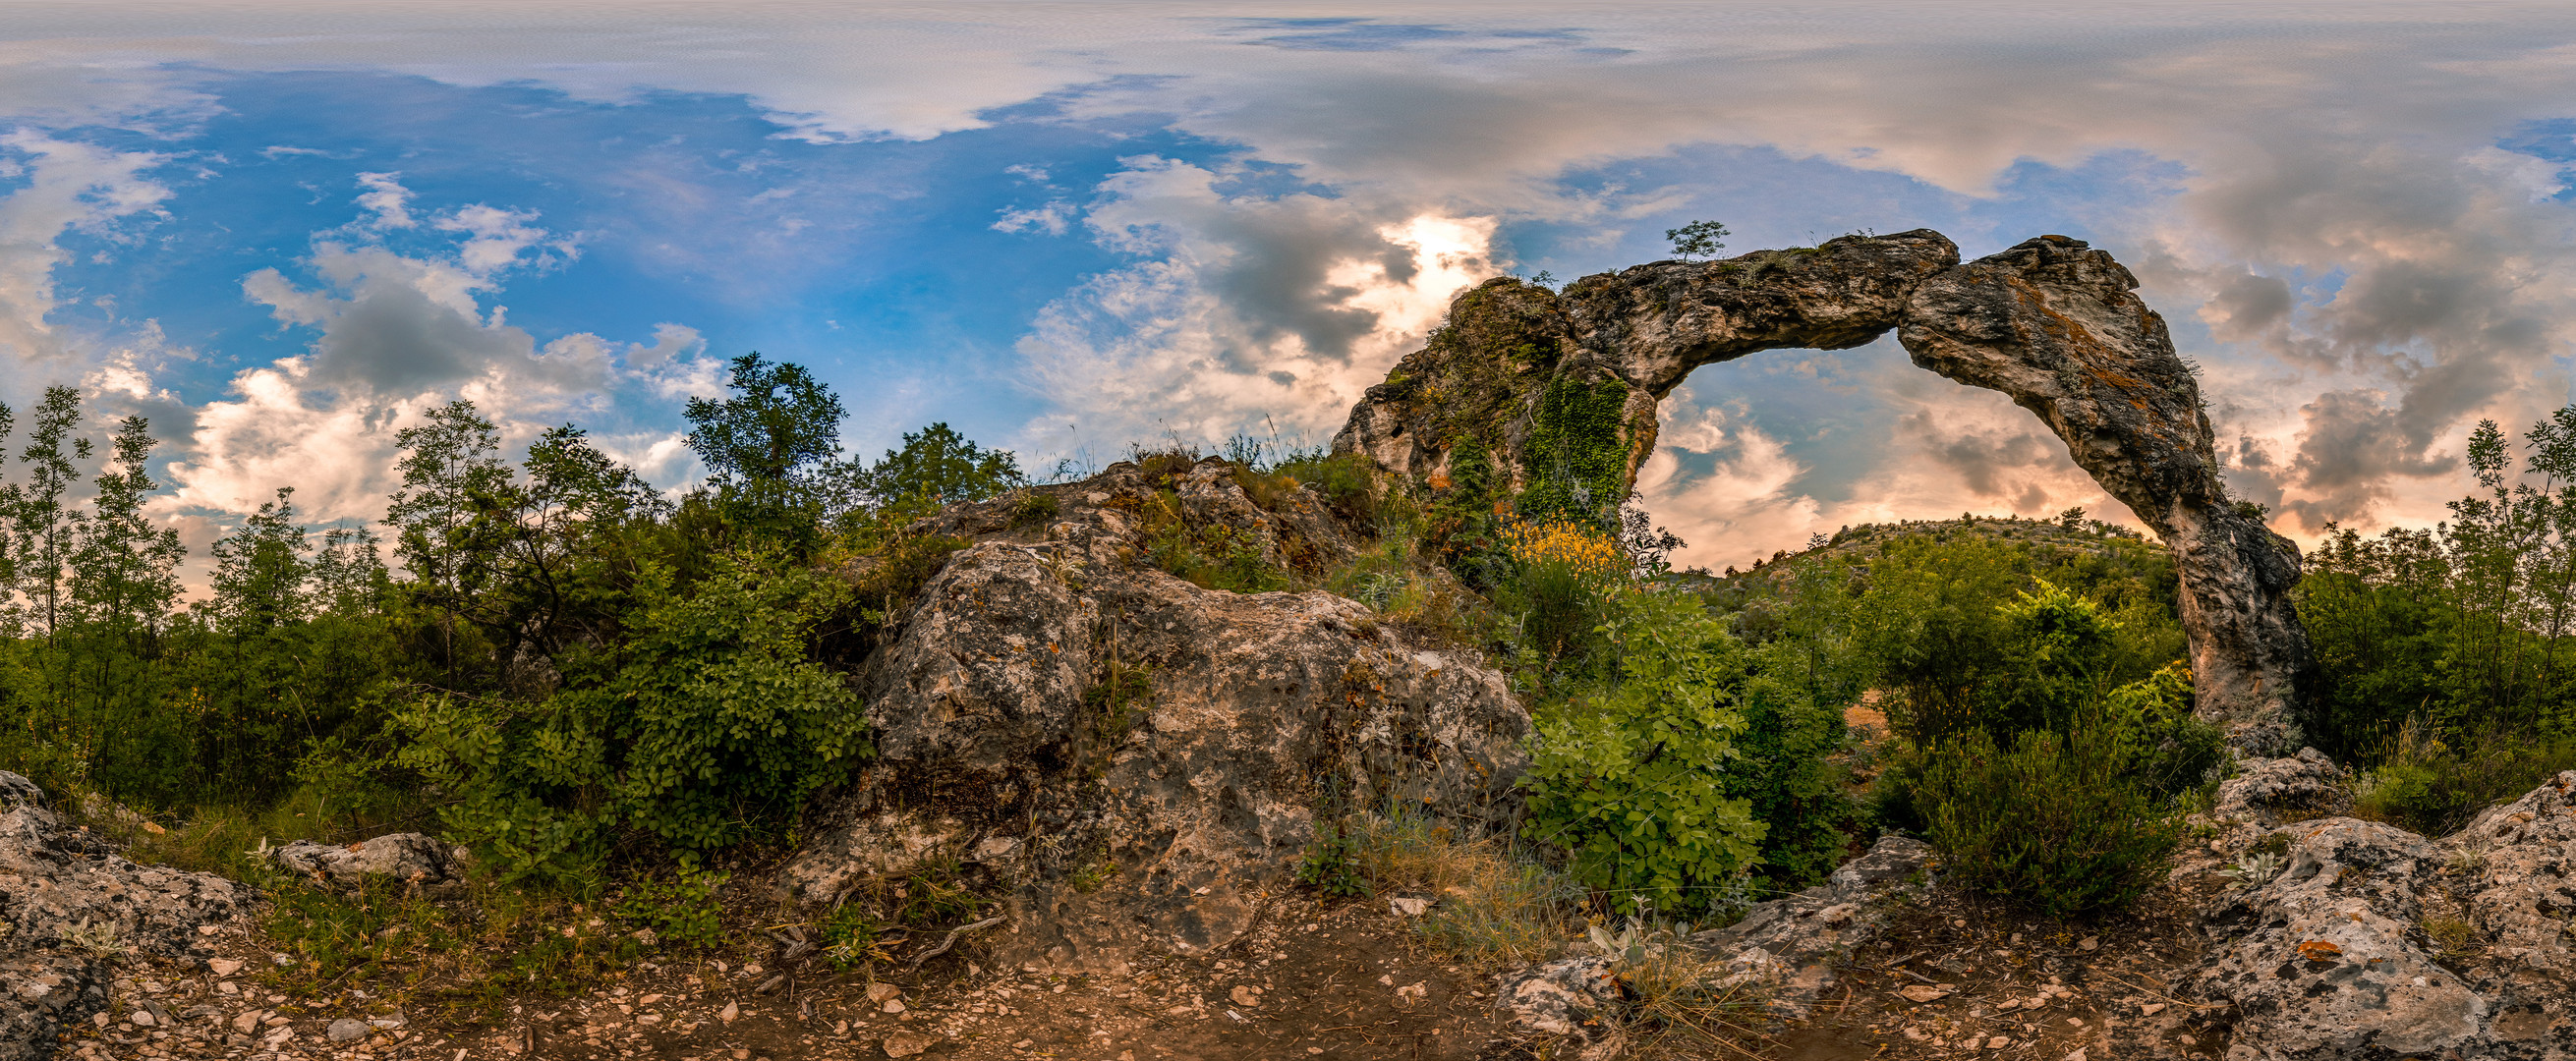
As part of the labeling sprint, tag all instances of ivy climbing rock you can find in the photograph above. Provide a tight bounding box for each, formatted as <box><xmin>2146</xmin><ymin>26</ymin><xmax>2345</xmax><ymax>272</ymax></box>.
<box><xmin>1334</xmin><ymin>229</ymin><xmax>2311</xmax><ymax>744</ymax></box>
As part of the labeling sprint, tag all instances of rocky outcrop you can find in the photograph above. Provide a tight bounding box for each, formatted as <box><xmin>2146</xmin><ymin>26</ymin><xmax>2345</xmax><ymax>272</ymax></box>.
<box><xmin>2211</xmin><ymin>747</ymin><xmax>2352</xmax><ymax>827</ymax></box>
<box><xmin>1685</xmin><ymin>835</ymin><xmax>1932</xmax><ymax>1017</ymax></box>
<box><xmin>268</xmin><ymin>833</ymin><xmax>471</xmax><ymax>897</ymax></box>
<box><xmin>1334</xmin><ymin>232</ymin><xmax>2312</xmax><ymax>744</ymax></box>
<box><xmin>1495</xmin><ymin>835</ymin><xmax>1932</xmax><ymax>1054</ymax></box>
<box><xmin>778</xmin><ymin>458</ymin><xmax>1531</xmax><ymax>974</ymax></box>
<box><xmin>0</xmin><ymin>773</ymin><xmax>246</xmax><ymax>1060</ymax></box>
<box><xmin>2185</xmin><ymin>767</ymin><xmax>2576</xmax><ymax>1059</ymax></box>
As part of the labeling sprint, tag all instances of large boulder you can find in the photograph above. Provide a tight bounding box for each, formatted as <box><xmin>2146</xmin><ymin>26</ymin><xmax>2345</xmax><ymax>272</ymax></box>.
<box><xmin>1684</xmin><ymin>835</ymin><xmax>1933</xmax><ymax>1017</ymax></box>
<box><xmin>779</xmin><ymin>458</ymin><xmax>1531</xmax><ymax>973</ymax></box>
<box><xmin>0</xmin><ymin>773</ymin><xmax>246</xmax><ymax>1060</ymax></box>
<box><xmin>2188</xmin><ymin>771</ymin><xmax>2576</xmax><ymax>1059</ymax></box>
<box><xmin>1334</xmin><ymin>231</ymin><xmax>2312</xmax><ymax>745</ymax></box>
<box><xmin>2213</xmin><ymin>748</ymin><xmax>2352</xmax><ymax>827</ymax></box>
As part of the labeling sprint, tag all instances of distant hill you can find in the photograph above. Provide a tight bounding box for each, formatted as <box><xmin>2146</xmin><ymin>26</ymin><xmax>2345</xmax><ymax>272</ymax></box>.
<box><xmin>1671</xmin><ymin>512</ymin><xmax>2172</xmax><ymax>615</ymax></box>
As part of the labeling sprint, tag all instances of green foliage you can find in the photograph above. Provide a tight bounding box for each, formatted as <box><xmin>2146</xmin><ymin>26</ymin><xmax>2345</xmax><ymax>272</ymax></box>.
<box><xmin>1522</xmin><ymin>587</ymin><xmax>1764</xmax><ymax>917</ymax></box>
<box><xmin>2293</xmin><ymin>404</ymin><xmax>2576</xmax><ymax>767</ymax></box>
<box><xmin>393</xmin><ymin>557</ymin><xmax>870</xmax><ymax>878</ymax></box>
<box><xmin>1140</xmin><ymin>496</ymin><xmax>1288</xmax><ymax>593</ymax></box>
<box><xmin>1517</xmin><ymin>375</ymin><xmax>1632</xmax><ymax>525</ymax></box>
<box><xmin>1274</xmin><ymin>449</ymin><xmax>1378</xmax><ymax>523</ymax></box>
<box><xmin>1915</xmin><ymin>717</ymin><xmax>2184</xmax><ymax>918</ymax></box>
<box><xmin>2351</xmin><ymin>719</ymin><xmax>2576</xmax><ymax>836</ymax></box>
<box><xmin>613</xmin><ymin>869</ymin><xmax>729</xmax><ymax>950</ymax></box>
<box><xmin>1665</xmin><ymin>220</ymin><xmax>1730</xmax><ymax>261</ymax></box>
<box><xmin>684</xmin><ymin>352</ymin><xmax>846</xmax><ymax>546</ymax></box>
<box><xmin>1296</xmin><ymin>816</ymin><xmax>1371</xmax><ymax>898</ymax></box>
<box><xmin>1007</xmin><ymin>488</ymin><xmax>1060</xmax><ymax>529</ymax></box>
<box><xmin>2101</xmin><ymin>661</ymin><xmax>2227</xmax><ymax>798</ymax></box>
<box><xmin>851</xmin><ymin>421</ymin><xmax>1027</xmax><ymax>529</ymax></box>
<box><xmin>1848</xmin><ymin>532</ymin><xmax>2182</xmax><ymax>745</ymax></box>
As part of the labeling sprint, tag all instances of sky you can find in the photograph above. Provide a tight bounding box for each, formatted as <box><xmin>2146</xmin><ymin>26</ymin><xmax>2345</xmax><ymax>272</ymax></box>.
<box><xmin>5</xmin><ymin>1</ymin><xmax>2576</xmax><ymax>577</ymax></box>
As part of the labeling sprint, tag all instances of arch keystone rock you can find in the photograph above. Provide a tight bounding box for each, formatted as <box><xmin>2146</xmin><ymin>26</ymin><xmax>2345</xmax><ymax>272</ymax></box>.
<box><xmin>1333</xmin><ymin>230</ymin><xmax>2309</xmax><ymax>747</ymax></box>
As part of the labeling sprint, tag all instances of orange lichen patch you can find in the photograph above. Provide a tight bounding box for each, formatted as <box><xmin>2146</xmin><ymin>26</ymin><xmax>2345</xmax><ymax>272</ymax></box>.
<box><xmin>2297</xmin><ymin>939</ymin><xmax>2343</xmax><ymax>963</ymax></box>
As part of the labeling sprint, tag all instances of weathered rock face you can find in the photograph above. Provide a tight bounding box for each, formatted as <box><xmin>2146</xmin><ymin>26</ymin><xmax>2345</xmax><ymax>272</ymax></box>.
<box><xmin>779</xmin><ymin>459</ymin><xmax>1531</xmax><ymax>973</ymax></box>
<box><xmin>2184</xmin><ymin>765</ymin><xmax>2576</xmax><ymax>1059</ymax></box>
<box><xmin>0</xmin><ymin>773</ymin><xmax>246</xmax><ymax>1060</ymax></box>
<box><xmin>1683</xmin><ymin>834</ymin><xmax>1932</xmax><ymax>1017</ymax></box>
<box><xmin>2211</xmin><ymin>747</ymin><xmax>2352</xmax><ymax>827</ymax></box>
<box><xmin>2194</xmin><ymin>818</ymin><xmax>2488</xmax><ymax>1060</ymax></box>
<box><xmin>269</xmin><ymin>833</ymin><xmax>472</xmax><ymax>897</ymax></box>
<box><xmin>1334</xmin><ymin>231</ymin><xmax>2311</xmax><ymax>742</ymax></box>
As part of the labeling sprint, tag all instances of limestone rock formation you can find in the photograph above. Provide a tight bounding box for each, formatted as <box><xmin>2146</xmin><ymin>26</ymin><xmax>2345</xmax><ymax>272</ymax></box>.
<box><xmin>778</xmin><ymin>458</ymin><xmax>1531</xmax><ymax>973</ymax></box>
<box><xmin>0</xmin><ymin>773</ymin><xmax>246</xmax><ymax>1060</ymax></box>
<box><xmin>268</xmin><ymin>833</ymin><xmax>472</xmax><ymax>897</ymax></box>
<box><xmin>2210</xmin><ymin>747</ymin><xmax>2352</xmax><ymax>827</ymax></box>
<box><xmin>2184</xmin><ymin>761</ymin><xmax>2576</xmax><ymax>1059</ymax></box>
<box><xmin>1684</xmin><ymin>834</ymin><xmax>1932</xmax><ymax>1017</ymax></box>
<box><xmin>1335</xmin><ymin>231</ymin><xmax>2311</xmax><ymax>744</ymax></box>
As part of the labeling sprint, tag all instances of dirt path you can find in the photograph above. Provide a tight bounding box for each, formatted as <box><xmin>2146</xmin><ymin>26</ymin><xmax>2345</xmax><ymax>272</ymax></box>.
<box><xmin>72</xmin><ymin>894</ymin><xmax>1518</xmax><ymax>1061</ymax></box>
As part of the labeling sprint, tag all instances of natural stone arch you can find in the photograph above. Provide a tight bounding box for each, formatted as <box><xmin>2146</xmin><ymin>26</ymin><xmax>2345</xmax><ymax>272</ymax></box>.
<box><xmin>1333</xmin><ymin>229</ymin><xmax>2310</xmax><ymax>746</ymax></box>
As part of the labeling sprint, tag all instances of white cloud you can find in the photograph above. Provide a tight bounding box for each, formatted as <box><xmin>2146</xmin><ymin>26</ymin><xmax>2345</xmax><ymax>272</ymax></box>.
<box><xmin>0</xmin><ymin>133</ymin><xmax>168</xmax><ymax>376</ymax></box>
<box><xmin>1016</xmin><ymin>156</ymin><xmax>1495</xmax><ymax>448</ymax></box>
<box><xmin>353</xmin><ymin>171</ymin><xmax>415</xmax><ymax>230</ymax></box>
<box><xmin>158</xmin><ymin>177</ymin><xmax>714</xmax><ymax>527</ymax></box>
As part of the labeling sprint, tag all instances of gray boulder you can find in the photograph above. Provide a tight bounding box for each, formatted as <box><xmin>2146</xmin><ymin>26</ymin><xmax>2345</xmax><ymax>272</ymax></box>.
<box><xmin>2213</xmin><ymin>748</ymin><xmax>2351</xmax><ymax>827</ymax></box>
<box><xmin>1494</xmin><ymin>956</ymin><xmax>1624</xmax><ymax>1059</ymax></box>
<box><xmin>1685</xmin><ymin>835</ymin><xmax>1933</xmax><ymax>1017</ymax></box>
<box><xmin>2190</xmin><ymin>771</ymin><xmax>2576</xmax><ymax>1059</ymax></box>
<box><xmin>0</xmin><ymin>772</ymin><xmax>245</xmax><ymax>1060</ymax></box>
<box><xmin>269</xmin><ymin>833</ymin><xmax>471</xmax><ymax>896</ymax></box>
<box><xmin>778</xmin><ymin>459</ymin><xmax>1531</xmax><ymax>974</ymax></box>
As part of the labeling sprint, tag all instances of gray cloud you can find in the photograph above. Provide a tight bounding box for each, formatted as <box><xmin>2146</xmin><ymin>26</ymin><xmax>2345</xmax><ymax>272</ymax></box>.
<box><xmin>8</xmin><ymin>2</ymin><xmax>2576</xmax><ymax>550</ymax></box>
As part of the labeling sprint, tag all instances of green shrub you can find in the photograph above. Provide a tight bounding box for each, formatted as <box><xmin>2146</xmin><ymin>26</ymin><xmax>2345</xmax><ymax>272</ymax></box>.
<box><xmin>2101</xmin><ymin>661</ymin><xmax>2227</xmax><ymax>799</ymax></box>
<box><xmin>1522</xmin><ymin>588</ymin><xmax>1764</xmax><ymax>918</ymax></box>
<box><xmin>1296</xmin><ymin>816</ymin><xmax>1370</xmax><ymax>898</ymax></box>
<box><xmin>614</xmin><ymin>868</ymin><xmax>728</xmax><ymax>950</ymax></box>
<box><xmin>2352</xmin><ymin>719</ymin><xmax>2576</xmax><ymax>835</ymax></box>
<box><xmin>1916</xmin><ymin>717</ymin><xmax>2182</xmax><ymax>918</ymax></box>
<box><xmin>1006</xmin><ymin>488</ymin><xmax>1059</xmax><ymax>529</ymax></box>
<box><xmin>1274</xmin><ymin>450</ymin><xmax>1378</xmax><ymax>522</ymax></box>
<box><xmin>393</xmin><ymin>556</ymin><xmax>872</xmax><ymax>878</ymax></box>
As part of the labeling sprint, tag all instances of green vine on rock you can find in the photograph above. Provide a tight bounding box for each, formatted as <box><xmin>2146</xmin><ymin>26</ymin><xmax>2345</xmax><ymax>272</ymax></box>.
<box><xmin>1517</xmin><ymin>375</ymin><xmax>1632</xmax><ymax>526</ymax></box>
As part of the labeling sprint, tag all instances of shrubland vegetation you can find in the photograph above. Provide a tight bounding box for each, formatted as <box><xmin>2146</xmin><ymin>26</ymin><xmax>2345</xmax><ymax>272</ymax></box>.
<box><xmin>16</xmin><ymin>323</ymin><xmax>2576</xmax><ymax>1025</ymax></box>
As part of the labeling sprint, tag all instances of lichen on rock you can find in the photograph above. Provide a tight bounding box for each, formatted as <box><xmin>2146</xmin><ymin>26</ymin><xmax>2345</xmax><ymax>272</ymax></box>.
<box><xmin>777</xmin><ymin>457</ymin><xmax>1531</xmax><ymax>974</ymax></box>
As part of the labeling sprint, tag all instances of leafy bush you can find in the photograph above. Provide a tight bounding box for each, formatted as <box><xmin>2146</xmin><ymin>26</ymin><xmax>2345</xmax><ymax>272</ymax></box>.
<box><xmin>1498</xmin><ymin>518</ymin><xmax>1628</xmax><ymax>663</ymax></box>
<box><xmin>2352</xmin><ymin>719</ymin><xmax>2576</xmax><ymax>835</ymax></box>
<box><xmin>2101</xmin><ymin>661</ymin><xmax>2227</xmax><ymax>798</ymax></box>
<box><xmin>1915</xmin><ymin>717</ymin><xmax>2183</xmax><ymax>918</ymax></box>
<box><xmin>614</xmin><ymin>869</ymin><xmax>728</xmax><ymax>950</ymax></box>
<box><xmin>394</xmin><ymin>557</ymin><xmax>872</xmax><ymax>878</ymax></box>
<box><xmin>1273</xmin><ymin>450</ymin><xmax>1378</xmax><ymax>522</ymax></box>
<box><xmin>1296</xmin><ymin>817</ymin><xmax>1370</xmax><ymax>898</ymax></box>
<box><xmin>1522</xmin><ymin>587</ymin><xmax>1765</xmax><ymax>918</ymax></box>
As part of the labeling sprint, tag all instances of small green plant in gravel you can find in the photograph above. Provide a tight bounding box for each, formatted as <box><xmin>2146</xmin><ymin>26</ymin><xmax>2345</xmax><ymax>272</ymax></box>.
<box><xmin>1297</xmin><ymin>817</ymin><xmax>1371</xmax><ymax>898</ymax></box>
<box><xmin>613</xmin><ymin>868</ymin><xmax>728</xmax><ymax>950</ymax></box>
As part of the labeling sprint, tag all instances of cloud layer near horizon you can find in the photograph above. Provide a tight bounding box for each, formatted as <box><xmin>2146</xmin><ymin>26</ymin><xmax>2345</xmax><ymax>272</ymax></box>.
<box><xmin>2</xmin><ymin>1</ymin><xmax>2574</xmax><ymax>574</ymax></box>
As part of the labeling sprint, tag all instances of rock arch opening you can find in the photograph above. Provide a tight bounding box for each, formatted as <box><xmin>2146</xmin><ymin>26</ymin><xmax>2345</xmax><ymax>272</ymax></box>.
<box><xmin>1333</xmin><ymin>230</ymin><xmax>2310</xmax><ymax>747</ymax></box>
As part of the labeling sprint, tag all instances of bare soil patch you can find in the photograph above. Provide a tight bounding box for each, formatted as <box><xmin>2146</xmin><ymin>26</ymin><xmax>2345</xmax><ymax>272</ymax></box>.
<box><xmin>69</xmin><ymin>893</ymin><xmax>1516</xmax><ymax>1061</ymax></box>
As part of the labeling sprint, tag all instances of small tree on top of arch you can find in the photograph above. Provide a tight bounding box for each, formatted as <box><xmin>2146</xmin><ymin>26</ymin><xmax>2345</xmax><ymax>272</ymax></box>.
<box><xmin>1666</xmin><ymin>219</ymin><xmax>1730</xmax><ymax>262</ymax></box>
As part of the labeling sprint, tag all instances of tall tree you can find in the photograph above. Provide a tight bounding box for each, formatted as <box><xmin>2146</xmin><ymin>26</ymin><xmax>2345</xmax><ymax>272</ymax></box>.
<box><xmin>12</xmin><ymin>388</ymin><xmax>86</xmax><ymax>641</ymax></box>
<box><xmin>684</xmin><ymin>353</ymin><xmax>844</xmax><ymax>545</ymax></box>
<box><xmin>207</xmin><ymin>487</ymin><xmax>314</xmax><ymax>634</ymax></box>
